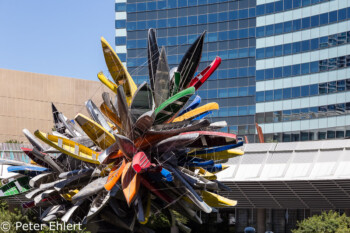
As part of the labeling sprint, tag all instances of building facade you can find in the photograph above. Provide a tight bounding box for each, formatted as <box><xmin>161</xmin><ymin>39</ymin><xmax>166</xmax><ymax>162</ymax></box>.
<box><xmin>0</xmin><ymin>68</ymin><xmax>111</xmax><ymax>142</ymax></box>
<box><xmin>115</xmin><ymin>0</ymin><xmax>350</xmax><ymax>143</ymax></box>
<box><xmin>255</xmin><ymin>0</ymin><xmax>350</xmax><ymax>142</ymax></box>
<box><xmin>115</xmin><ymin>0</ymin><xmax>257</xmax><ymax>142</ymax></box>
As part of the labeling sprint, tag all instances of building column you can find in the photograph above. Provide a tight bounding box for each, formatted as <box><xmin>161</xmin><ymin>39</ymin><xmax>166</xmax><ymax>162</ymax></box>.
<box><xmin>345</xmin><ymin>209</ymin><xmax>350</xmax><ymax>216</ymax></box>
<box><xmin>257</xmin><ymin>208</ymin><xmax>266</xmax><ymax>233</ymax></box>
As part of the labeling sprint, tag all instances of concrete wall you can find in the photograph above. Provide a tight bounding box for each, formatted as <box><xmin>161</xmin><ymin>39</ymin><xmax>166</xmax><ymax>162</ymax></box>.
<box><xmin>0</xmin><ymin>68</ymin><xmax>112</xmax><ymax>142</ymax></box>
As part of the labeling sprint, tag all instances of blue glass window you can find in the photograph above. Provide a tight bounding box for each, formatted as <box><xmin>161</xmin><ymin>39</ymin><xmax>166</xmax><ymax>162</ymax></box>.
<box><xmin>137</xmin><ymin>21</ymin><xmax>146</xmax><ymax>30</ymax></box>
<box><xmin>127</xmin><ymin>22</ymin><xmax>136</xmax><ymax>30</ymax></box>
<box><xmin>337</xmin><ymin>80</ymin><xmax>346</xmax><ymax>91</ymax></box>
<box><xmin>302</xmin><ymin>40</ymin><xmax>310</xmax><ymax>52</ymax></box>
<box><xmin>265</xmin><ymin>90</ymin><xmax>273</xmax><ymax>101</ymax></box>
<box><xmin>266</xmin><ymin>25</ymin><xmax>274</xmax><ymax>36</ymax></box>
<box><xmin>249</xmin><ymin>28</ymin><xmax>256</xmax><ymax>37</ymax></box>
<box><xmin>292</xmin><ymin>87</ymin><xmax>300</xmax><ymax>98</ymax></box>
<box><xmin>275</xmin><ymin>23</ymin><xmax>283</xmax><ymax>34</ymax></box>
<box><xmin>311</xmin><ymin>15</ymin><xmax>319</xmax><ymax>27</ymax></box>
<box><xmin>238</xmin><ymin>68</ymin><xmax>248</xmax><ymax>77</ymax></box>
<box><xmin>219</xmin><ymin>12</ymin><xmax>228</xmax><ymax>21</ymax></box>
<box><xmin>238</xmin><ymin>48</ymin><xmax>248</xmax><ymax>58</ymax></box>
<box><xmin>115</xmin><ymin>3</ymin><xmax>126</xmax><ymax>11</ymax></box>
<box><xmin>248</xmin><ymin>86</ymin><xmax>255</xmax><ymax>95</ymax></box>
<box><xmin>283</xmin><ymin>88</ymin><xmax>292</xmax><ymax>99</ymax></box>
<box><xmin>189</xmin><ymin>35</ymin><xmax>198</xmax><ymax>44</ymax></box>
<box><xmin>115</xmin><ymin>36</ymin><xmax>126</xmax><ymax>45</ymax></box>
<box><xmin>329</xmin><ymin>11</ymin><xmax>337</xmax><ymax>23</ymax></box>
<box><xmin>168</xmin><ymin>18</ymin><xmax>177</xmax><ymax>27</ymax></box>
<box><xmin>293</xmin><ymin>19</ymin><xmax>301</xmax><ymax>31</ymax></box>
<box><xmin>284</xmin><ymin>21</ymin><xmax>292</xmax><ymax>33</ymax></box>
<box><xmin>238</xmin><ymin>87</ymin><xmax>248</xmax><ymax>96</ymax></box>
<box><xmin>275</xmin><ymin>45</ymin><xmax>283</xmax><ymax>57</ymax></box>
<box><xmin>238</xmin><ymin>29</ymin><xmax>248</xmax><ymax>39</ymax></box>
<box><xmin>248</xmin><ymin>106</ymin><xmax>255</xmax><ymax>115</ymax></box>
<box><xmin>228</xmin><ymin>69</ymin><xmax>237</xmax><ymax>78</ymax></box>
<box><xmin>229</xmin><ymin>11</ymin><xmax>238</xmax><ymax>20</ymax></box>
<box><xmin>127</xmin><ymin>40</ymin><xmax>137</xmax><ymax>49</ymax></box>
<box><xmin>274</xmin><ymin>67</ymin><xmax>282</xmax><ymax>78</ymax></box>
<box><xmin>249</xmin><ymin>8</ymin><xmax>256</xmax><ymax>17</ymax></box>
<box><xmin>249</xmin><ymin>48</ymin><xmax>255</xmax><ymax>57</ymax></box>
<box><xmin>218</xmin><ymin>31</ymin><xmax>228</xmax><ymax>41</ymax></box>
<box><xmin>219</xmin><ymin>89</ymin><xmax>228</xmax><ymax>98</ymax></box>
<box><xmin>248</xmin><ymin>67</ymin><xmax>255</xmax><ymax>76</ymax></box>
<box><xmin>118</xmin><ymin>53</ymin><xmax>126</xmax><ymax>62</ymax></box>
<box><xmin>301</xmin><ymin>63</ymin><xmax>309</xmax><ymax>74</ymax></box>
<box><xmin>208</xmin><ymin>33</ymin><xmax>217</xmax><ymax>42</ymax></box>
<box><xmin>147</xmin><ymin>2</ymin><xmax>156</xmax><ymax>10</ymax></box>
<box><xmin>257</xmin><ymin>48</ymin><xmax>264</xmax><ymax>59</ymax></box>
<box><xmin>293</xmin><ymin>0</ymin><xmax>301</xmax><ymax>8</ymax></box>
<box><xmin>302</xmin><ymin>17</ymin><xmax>310</xmax><ymax>29</ymax></box>
<box><xmin>137</xmin><ymin>3</ymin><xmax>146</xmax><ymax>11</ymax></box>
<box><xmin>292</xmin><ymin>42</ymin><xmax>301</xmax><ymax>53</ymax></box>
<box><xmin>256</xmin><ymin>92</ymin><xmax>264</xmax><ymax>102</ymax></box>
<box><xmin>158</xmin><ymin>38</ymin><xmax>166</xmax><ymax>46</ymax></box>
<box><xmin>188</xmin><ymin>0</ymin><xmax>197</xmax><ymax>6</ymax></box>
<box><xmin>229</xmin><ymin>107</ymin><xmax>237</xmax><ymax>116</ymax></box>
<box><xmin>188</xmin><ymin>16</ymin><xmax>197</xmax><ymax>25</ymax></box>
<box><xmin>256</xmin><ymin>5</ymin><xmax>265</xmax><ymax>16</ymax></box>
<box><xmin>275</xmin><ymin>1</ymin><xmax>283</xmax><ymax>12</ymax></box>
<box><xmin>320</xmin><ymin>13</ymin><xmax>328</xmax><ymax>25</ymax></box>
<box><xmin>208</xmin><ymin>13</ymin><xmax>217</xmax><ymax>23</ymax></box>
<box><xmin>311</xmin><ymin>38</ymin><xmax>319</xmax><ymax>50</ymax></box>
<box><xmin>158</xmin><ymin>1</ymin><xmax>166</xmax><ymax>9</ymax></box>
<box><xmin>178</xmin><ymin>0</ymin><xmax>188</xmax><ymax>7</ymax></box>
<box><xmin>284</xmin><ymin>0</ymin><xmax>292</xmax><ymax>10</ymax></box>
<box><xmin>338</xmin><ymin>8</ymin><xmax>347</xmax><ymax>21</ymax></box>
<box><xmin>265</xmin><ymin>69</ymin><xmax>274</xmax><ymax>80</ymax></box>
<box><xmin>256</xmin><ymin>70</ymin><xmax>264</xmax><ymax>81</ymax></box>
<box><xmin>168</xmin><ymin>0</ymin><xmax>177</xmax><ymax>8</ymax></box>
<box><xmin>292</xmin><ymin>64</ymin><xmax>301</xmax><ymax>76</ymax></box>
<box><xmin>310</xmin><ymin>61</ymin><xmax>319</xmax><ymax>73</ymax></box>
<box><xmin>115</xmin><ymin>20</ymin><xmax>126</xmax><ymax>28</ymax></box>
<box><xmin>238</xmin><ymin>106</ymin><xmax>248</xmax><ymax>116</ymax></box>
<box><xmin>239</xmin><ymin>9</ymin><xmax>248</xmax><ymax>19</ymax></box>
<box><xmin>178</xmin><ymin>36</ymin><xmax>187</xmax><ymax>45</ymax></box>
<box><xmin>310</xmin><ymin>84</ymin><xmax>318</xmax><ymax>95</ymax></box>
<box><xmin>274</xmin><ymin>89</ymin><xmax>283</xmax><ymax>100</ymax></box>
<box><xmin>283</xmin><ymin>66</ymin><xmax>292</xmax><ymax>77</ymax></box>
<box><xmin>208</xmin><ymin>90</ymin><xmax>217</xmax><ymax>98</ymax></box>
<box><xmin>302</xmin><ymin>0</ymin><xmax>311</xmax><ymax>6</ymax></box>
<box><xmin>127</xmin><ymin>4</ymin><xmax>136</xmax><ymax>12</ymax></box>
<box><xmin>283</xmin><ymin>44</ymin><xmax>292</xmax><ymax>55</ymax></box>
<box><xmin>198</xmin><ymin>15</ymin><xmax>207</xmax><ymax>24</ymax></box>
<box><xmin>256</xmin><ymin>27</ymin><xmax>265</xmax><ymax>37</ymax></box>
<box><xmin>178</xmin><ymin>17</ymin><xmax>187</xmax><ymax>26</ymax></box>
<box><xmin>228</xmin><ymin>49</ymin><xmax>238</xmax><ymax>59</ymax></box>
<box><xmin>266</xmin><ymin>47</ymin><xmax>274</xmax><ymax>58</ymax></box>
<box><xmin>147</xmin><ymin>20</ymin><xmax>157</xmax><ymax>28</ymax></box>
<box><xmin>228</xmin><ymin>30</ymin><xmax>238</xmax><ymax>40</ymax></box>
<box><xmin>266</xmin><ymin>3</ymin><xmax>274</xmax><ymax>14</ymax></box>
<box><xmin>167</xmin><ymin>37</ymin><xmax>177</xmax><ymax>46</ymax></box>
<box><xmin>301</xmin><ymin>85</ymin><xmax>309</xmax><ymax>97</ymax></box>
<box><xmin>158</xmin><ymin>19</ymin><xmax>167</xmax><ymax>28</ymax></box>
<box><xmin>137</xmin><ymin>39</ymin><xmax>146</xmax><ymax>48</ymax></box>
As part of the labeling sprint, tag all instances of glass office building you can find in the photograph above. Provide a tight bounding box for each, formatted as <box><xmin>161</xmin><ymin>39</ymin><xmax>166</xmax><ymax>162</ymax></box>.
<box><xmin>255</xmin><ymin>0</ymin><xmax>350</xmax><ymax>142</ymax></box>
<box><xmin>115</xmin><ymin>0</ymin><xmax>350</xmax><ymax>143</ymax></box>
<box><xmin>115</xmin><ymin>0</ymin><xmax>257</xmax><ymax>142</ymax></box>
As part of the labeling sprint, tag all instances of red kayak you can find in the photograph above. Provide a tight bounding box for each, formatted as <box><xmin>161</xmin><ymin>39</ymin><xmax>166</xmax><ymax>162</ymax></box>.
<box><xmin>188</xmin><ymin>56</ymin><xmax>221</xmax><ymax>90</ymax></box>
<box><xmin>132</xmin><ymin>152</ymin><xmax>151</xmax><ymax>173</ymax></box>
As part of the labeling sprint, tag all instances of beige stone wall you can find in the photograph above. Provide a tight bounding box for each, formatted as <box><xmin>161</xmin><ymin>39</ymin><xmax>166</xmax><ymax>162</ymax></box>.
<box><xmin>0</xmin><ymin>68</ymin><xmax>112</xmax><ymax>142</ymax></box>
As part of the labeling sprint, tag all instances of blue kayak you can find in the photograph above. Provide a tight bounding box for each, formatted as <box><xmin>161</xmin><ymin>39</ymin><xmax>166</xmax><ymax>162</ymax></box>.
<box><xmin>8</xmin><ymin>166</ymin><xmax>49</xmax><ymax>176</ymax></box>
<box><xmin>178</xmin><ymin>95</ymin><xmax>201</xmax><ymax>116</ymax></box>
<box><xmin>192</xmin><ymin>111</ymin><xmax>212</xmax><ymax>120</ymax></box>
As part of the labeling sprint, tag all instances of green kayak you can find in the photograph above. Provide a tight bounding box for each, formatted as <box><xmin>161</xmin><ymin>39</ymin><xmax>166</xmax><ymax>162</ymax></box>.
<box><xmin>154</xmin><ymin>86</ymin><xmax>195</xmax><ymax>124</ymax></box>
<box><xmin>0</xmin><ymin>176</ymin><xmax>30</xmax><ymax>197</ymax></box>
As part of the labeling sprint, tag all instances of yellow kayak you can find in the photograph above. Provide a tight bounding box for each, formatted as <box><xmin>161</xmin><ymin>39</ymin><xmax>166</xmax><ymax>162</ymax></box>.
<box><xmin>201</xmin><ymin>190</ymin><xmax>237</xmax><ymax>207</ymax></box>
<box><xmin>34</xmin><ymin>130</ymin><xmax>100</xmax><ymax>164</ymax></box>
<box><xmin>172</xmin><ymin>102</ymin><xmax>219</xmax><ymax>122</ymax></box>
<box><xmin>189</xmin><ymin>149</ymin><xmax>244</xmax><ymax>160</ymax></box>
<box><xmin>75</xmin><ymin>113</ymin><xmax>116</xmax><ymax>150</ymax></box>
<box><xmin>61</xmin><ymin>189</ymin><xmax>79</xmax><ymax>201</ymax></box>
<box><xmin>194</xmin><ymin>167</ymin><xmax>217</xmax><ymax>180</ymax></box>
<box><xmin>97</xmin><ymin>71</ymin><xmax>118</xmax><ymax>95</ymax></box>
<box><xmin>101</xmin><ymin>37</ymin><xmax>137</xmax><ymax>105</ymax></box>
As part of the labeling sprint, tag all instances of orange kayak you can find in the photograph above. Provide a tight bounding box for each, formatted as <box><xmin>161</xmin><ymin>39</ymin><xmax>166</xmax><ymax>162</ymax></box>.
<box><xmin>105</xmin><ymin>159</ymin><xmax>126</xmax><ymax>191</ymax></box>
<box><xmin>122</xmin><ymin>162</ymin><xmax>140</xmax><ymax>206</ymax></box>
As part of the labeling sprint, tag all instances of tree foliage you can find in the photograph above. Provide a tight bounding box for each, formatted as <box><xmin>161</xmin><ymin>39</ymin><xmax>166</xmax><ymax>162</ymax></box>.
<box><xmin>292</xmin><ymin>210</ymin><xmax>350</xmax><ymax>233</ymax></box>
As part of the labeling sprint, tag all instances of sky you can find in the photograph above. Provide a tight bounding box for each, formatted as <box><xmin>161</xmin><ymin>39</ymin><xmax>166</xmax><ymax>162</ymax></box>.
<box><xmin>0</xmin><ymin>0</ymin><xmax>115</xmax><ymax>80</ymax></box>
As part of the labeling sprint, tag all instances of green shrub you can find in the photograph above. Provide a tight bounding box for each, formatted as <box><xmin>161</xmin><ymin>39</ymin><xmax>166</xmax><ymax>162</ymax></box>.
<box><xmin>292</xmin><ymin>210</ymin><xmax>350</xmax><ymax>233</ymax></box>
